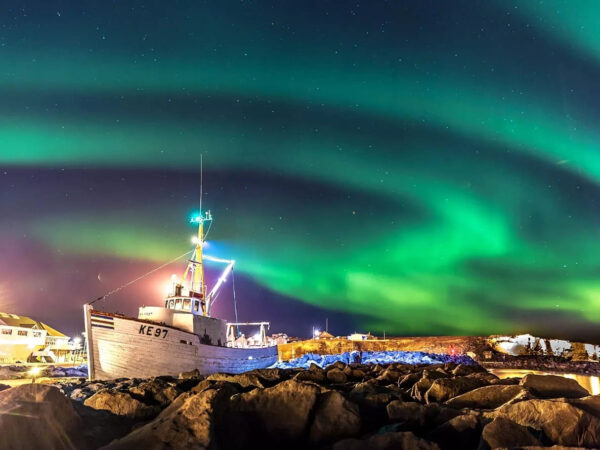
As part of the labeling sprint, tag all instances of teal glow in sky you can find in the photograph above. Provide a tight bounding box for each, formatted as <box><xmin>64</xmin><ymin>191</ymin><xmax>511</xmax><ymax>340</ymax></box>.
<box><xmin>1</xmin><ymin>1</ymin><xmax>600</xmax><ymax>340</ymax></box>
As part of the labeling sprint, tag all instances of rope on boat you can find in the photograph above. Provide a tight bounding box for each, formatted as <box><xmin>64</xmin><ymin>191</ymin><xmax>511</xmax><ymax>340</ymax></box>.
<box><xmin>89</xmin><ymin>250</ymin><xmax>193</xmax><ymax>305</ymax></box>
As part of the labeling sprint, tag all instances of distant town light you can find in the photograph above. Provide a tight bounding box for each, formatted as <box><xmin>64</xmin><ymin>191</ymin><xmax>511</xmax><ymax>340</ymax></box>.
<box><xmin>29</xmin><ymin>366</ymin><xmax>41</xmax><ymax>377</ymax></box>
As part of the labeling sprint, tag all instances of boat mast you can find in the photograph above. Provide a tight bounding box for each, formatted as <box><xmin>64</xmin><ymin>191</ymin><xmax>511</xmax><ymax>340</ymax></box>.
<box><xmin>179</xmin><ymin>156</ymin><xmax>212</xmax><ymax>316</ymax></box>
<box><xmin>188</xmin><ymin>210</ymin><xmax>211</xmax><ymax>307</ymax></box>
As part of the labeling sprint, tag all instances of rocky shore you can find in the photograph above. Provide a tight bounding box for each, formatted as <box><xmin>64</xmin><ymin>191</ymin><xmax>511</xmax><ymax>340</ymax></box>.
<box><xmin>1</xmin><ymin>360</ymin><xmax>599</xmax><ymax>449</ymax></box>
<box><xmin>481</xmin><ymin>355</ymin><xmax>600</xmax><ymax>376</ymax></box>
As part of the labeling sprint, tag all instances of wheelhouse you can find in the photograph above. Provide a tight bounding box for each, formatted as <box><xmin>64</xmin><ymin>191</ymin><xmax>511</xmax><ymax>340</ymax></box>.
<box><xmin>164</xmin><ymin>296</ymin><xmax>202</xmax><ymax>314</ymax></box>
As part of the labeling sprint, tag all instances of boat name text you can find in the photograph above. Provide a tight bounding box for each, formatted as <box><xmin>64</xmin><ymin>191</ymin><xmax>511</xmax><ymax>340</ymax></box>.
<box><xmin>139</xmin><ymin>325</ymin><xmax>168</xmax><ymax>338</ymax></box>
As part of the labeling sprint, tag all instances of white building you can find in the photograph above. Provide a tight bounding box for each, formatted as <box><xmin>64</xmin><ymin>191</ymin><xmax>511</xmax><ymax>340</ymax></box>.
<box><xmin>348</xmin><ymin>332</ymin><xmax>373</xmax><ymax>341</ymax></box>
<box><xmin>0</xmin><ymin>312</ymin><xmax>76</xmax><ymax>363</ymax></box>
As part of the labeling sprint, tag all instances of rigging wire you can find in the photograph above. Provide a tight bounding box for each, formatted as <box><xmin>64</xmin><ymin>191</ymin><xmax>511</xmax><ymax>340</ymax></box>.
<box><xmin>204</xmin><ymin>218</ymin><xmax>212</xmax><ymax>240</ymax></box>
<box><xmin>89</xmin><ymin>250</ymin><xmax>193</xmax><ymax>305</ymax></box>
<box><xmin>199</xmin><ymin>154</ymin><xmax>203</xmax><ymax>217</ymax></box>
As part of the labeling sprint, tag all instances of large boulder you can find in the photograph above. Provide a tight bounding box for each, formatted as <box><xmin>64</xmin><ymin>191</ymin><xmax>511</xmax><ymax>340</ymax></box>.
<box><xmin>445</xmin><ymin>384</ymin><xmax>528</xmax><ymax>409</ymax></box>
<box><xmin>428</xmin><ymin>413</ymin><xmax>480</xmax><ymax>450</ymax></box>
<box><xmin>0</xmin><ymin>384</ymin><xmax>83</xmax><ymax>450</ymax></box>
<box><xmin>327</xmin><ymin>368</ymin><xmax>348</xmax><ymax>384</ymax></box>
<box><xmin>481</xmin><ymin>417</ymin><xmax>541</xmax><ymax>448</ymax></box>
<box><xmin>309</xmin><ymin>391</ymin><xmax>361</xmax><ymax>444</ymax></box>
<box><xmin>567</xmin><ymin>394</ymin><xmax>600</xmax><ymax>416</ymax></box>
<box><xmin>377</xmin><ymin>368</ymin><xmax>405</xmax><ymax>384</ymax></box>
<box><xmin>246</xmin><ymin>368</ymin><xmax>284</xmax><ymax>385</ymax></box>
<box><xmin>178</xmin><ymin>368</ymin><xmax>201</xmax><ymax>379</ymax></box>
<box><xmin>104</xmin><ymin>382</ymin><xmax>238</xmax><ymax>450</ymax></box>
<box><xmin>332</xmin><ymin>431</ymin><xmax>439</xmax><ymax>450</ymax></box>
<box><xmin>423</xmin><ymin>403</ymin><xmax>463</xmax><ymax>427</ymax></box>
<box><xmin>349</xmin><ymin>382</ymin><xmax>403</xmax><ymax>416</ymax></box>
<box><xmin>229</xmin><ymin>379</ymin><xmax>321</xmax><ymax>442</ymax></box>
<box><xmin>294</xmin><ymin>370</ymin><xmax>326</xmax><ymax>384</ymax></box>
<box><xmin>424</xmin><ymin>376</ymin><xmax>487</xmax><ymax>404</ymax></box>
<box><xmin>490</xmin><ymin>376</ymin><xmax>521</xmax><ymax>386</ymax></box>
<box><xmin>410</xmin><ymin>371</ymin><xmax>450</xmax><ymax>402</ymax></box>
<box><xmin>387</xmin><ymin>400</ymin><xmax>427</xmax><ymax>427</ymax></box>
<box><xmin>520</xmin><ymin>374</ymin><xmax>589</xmax><ymax>399</ymax></box>
<box><xmin>129</xmin><ymin>377</ymin><xmax>181</xmax><ymax>407</ymax></box>
<box><xmin>206</xmin><ymin>373</ymin><xmax>265</xmax><ymax>389</ymax></box>
<box><xmin>328</xmin><ymin>361</ymin><xmax>348</xmax><ymax>371</ymax></box>
<box><xmin>465</xmin><ymin>371</ymin><xmax>499</xmax><ymax>384</ymax></box>
<box><xmin>489</xmin><ymin>398</ymin><xmax>600</xmax><ymax>447</ymax></box>
<box><xmin>344</xmin><ymin>365</ymin><xmax>367</xmax><ymax>380</ymax></box>
<box><xmin>84</xmin><ymin>390</ymin><xmax>159</xmax><ymax>419</ymax></box>
<box><xmin>0</xmin><ymin>383</ymin><xmax>9</xmax><ymax>392</ymax></box>
<box><xmin>386</xmin><ymin>400</ymin><xmax>462</xmax><ymax>430</ymax></box>
<box><xmin>451</xmin><ymin>364</ymin><xmax>486</xmax><ymax>377</ymax></box>
<box><xmin>70</xmin><ymin>387</ymin><xmax>90</xmax><ymax>402</ymax></box>
<box><xmin>398</xmin><ymin>372</ymin><xmax>421</xmax><ymax>389</ymax></box>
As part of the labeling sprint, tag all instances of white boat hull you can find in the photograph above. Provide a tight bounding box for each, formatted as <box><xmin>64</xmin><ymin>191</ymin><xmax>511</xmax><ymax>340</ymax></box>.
<box><xmin>84</xmin><ymin>306</ymin><xmax>278</xmax><ymax>380</ymax></box>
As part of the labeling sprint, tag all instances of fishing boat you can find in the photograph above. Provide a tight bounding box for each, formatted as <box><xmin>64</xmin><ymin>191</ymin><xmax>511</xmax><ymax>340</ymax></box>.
<box><xmin>83</xmin><ymin>209</ymin><xmax>278</xmax><ymax>380</ymax></box>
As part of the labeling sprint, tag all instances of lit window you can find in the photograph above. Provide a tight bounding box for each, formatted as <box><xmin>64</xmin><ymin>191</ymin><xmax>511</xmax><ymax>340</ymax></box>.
<box><xmin>175</xmin><ymin>299</ymin><xmax>182</xmax><ymax>310</ymax></box>
<box><xmin>183</xmin><ymin>298</ymin><xmax>191</xmax><ymax>310</ymax></box>
<box><xmin>1</xmin><ymin>329</ymin><xmax>11</xmax><ymax>335</ymax></box>
<box><xmin>18</xmin><ymin>330</ymin><xmax>28</xmax><ymax>336</ymax></box>
<box><xmin>169</xmin><ymin>299</ymin><xmax>175</xmax><ymax>308</ymax></box>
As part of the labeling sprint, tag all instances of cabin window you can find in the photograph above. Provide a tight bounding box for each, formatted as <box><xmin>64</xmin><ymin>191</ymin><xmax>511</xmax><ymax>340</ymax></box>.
<box><xmin>165</xmin><ymin>300</ymin><xmax>169</xmax><ymax>308</ymax></box>
<box><xmin>18</xmin><ymin>330</ymin><xmax>28</xmax><ymax>336</ymax></box>
<box><xmin>183</xmin><ymin>298</ymin><xmax>191</xmax><ymax>310</ymax></box>
<box><xmin>194</xmin><ymin>300</ymin><xmax>199</xmax><ymax>312</ymax></box>
<box><xmin>175</xmin><ymin>298</ymin><xmax>182</xmax><ymax>310</ymax></box>
<box><xmin>1</xmin><ymin>329</ymin><xmax>11</xmax><ymax>335</ymax></box>
<box><xmin>169</xmin><ymin>299</ymin><xmax>175</xmax><ymax>308</ymax></box>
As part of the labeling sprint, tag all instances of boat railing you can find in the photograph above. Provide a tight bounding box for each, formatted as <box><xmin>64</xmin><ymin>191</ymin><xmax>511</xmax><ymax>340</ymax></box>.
<box><xmin>226</xmin><ymin>321</ymin><xmax>272</xmax><ymax>348</ymax></box>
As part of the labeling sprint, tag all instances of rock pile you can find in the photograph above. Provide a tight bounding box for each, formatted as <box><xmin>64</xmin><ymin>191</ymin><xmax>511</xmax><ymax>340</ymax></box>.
<box><xmin>3</xmin><ymin>360</ymin><xmax>599</xmax><ymax>449</ymax></box>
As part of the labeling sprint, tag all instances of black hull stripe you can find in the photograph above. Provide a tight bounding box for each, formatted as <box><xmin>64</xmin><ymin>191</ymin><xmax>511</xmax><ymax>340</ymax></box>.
<box><xmin>92</xmin><ymin>323</ymin><xmax>114</xmax><ymax>329</ymax></box>
<box><xmin>91</xmin><ymin>318</ymin><xmax>114</xmax><ymax>325</ymax></box>
<box><xmin>91</xmin><ymin>314</ymin><xmax>113</xmax><ymax>321</ymax></box>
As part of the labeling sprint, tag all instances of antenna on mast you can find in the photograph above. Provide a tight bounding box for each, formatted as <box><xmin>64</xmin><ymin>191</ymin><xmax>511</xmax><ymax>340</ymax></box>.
<box><xmin>200</xmin><ymin>154</ymin><xmax>203</xmax><ymax>216</ymax></box>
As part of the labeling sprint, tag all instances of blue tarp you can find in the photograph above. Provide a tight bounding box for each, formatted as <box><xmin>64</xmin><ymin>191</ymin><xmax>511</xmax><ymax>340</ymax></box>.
<box><xmin>274</xmin><ymin>350</ymin><xmax>476</xmax><ymax>369</ymax></box>
<box><xmin>46</xmin><ymin>365</ymin><xmax>88</xmax><ymax>378</ymax></box>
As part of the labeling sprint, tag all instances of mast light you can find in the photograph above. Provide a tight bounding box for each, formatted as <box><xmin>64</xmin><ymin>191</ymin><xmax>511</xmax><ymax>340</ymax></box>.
<box><xmin>190</xmin><ymin>210</ymin><xmax>213</xmax><ymax>224</ymax></box>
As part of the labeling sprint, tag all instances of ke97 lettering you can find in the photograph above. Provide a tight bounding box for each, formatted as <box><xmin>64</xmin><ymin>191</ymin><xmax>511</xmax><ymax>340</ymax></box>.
<box><xmin>138</xmin><ymin>324</ymin><xmax>168</xmax><ymax>339</ymax></box>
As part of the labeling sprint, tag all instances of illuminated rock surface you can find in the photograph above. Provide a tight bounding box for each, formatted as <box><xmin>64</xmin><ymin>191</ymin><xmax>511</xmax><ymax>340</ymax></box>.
<box><xmin>2</xmin><ymin>357</ymin><xmax>599</xmax><ymax>449</ymax></box>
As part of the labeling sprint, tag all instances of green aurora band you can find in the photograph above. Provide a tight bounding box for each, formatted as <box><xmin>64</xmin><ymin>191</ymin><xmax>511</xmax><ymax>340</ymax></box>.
<box><xmin>2</xmin><ymin>1</ymin><xmax>600</xmax><ymax>337</ymax></box>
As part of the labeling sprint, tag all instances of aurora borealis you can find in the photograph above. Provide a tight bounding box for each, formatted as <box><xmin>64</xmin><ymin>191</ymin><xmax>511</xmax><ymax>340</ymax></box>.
<box><xmin>2</xmin><ymin>1</ymin><xmax>600</xmax><ymax>340</ymax></box>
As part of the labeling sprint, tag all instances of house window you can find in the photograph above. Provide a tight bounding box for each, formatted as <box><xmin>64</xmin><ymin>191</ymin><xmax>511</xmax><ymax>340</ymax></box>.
<box><xmin>17</xmin><ymin>330</ymin><xmax>28</xmax><ymax>336</ymax></box>
<box><xmin>33</xmin><ymin>331</ymin><xmax>42</xmax><ymax>338</ymax></box>
<box><xmin>1</xmin><ymin>329</ymin><xmax>11</xmax><ymax>335</ymax></box>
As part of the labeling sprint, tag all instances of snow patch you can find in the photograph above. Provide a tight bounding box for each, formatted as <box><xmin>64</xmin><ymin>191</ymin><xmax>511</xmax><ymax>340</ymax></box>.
<box><xmin>585</xmin><ymin>344</ymin><xmax>600</xmax><ymax>358</ymax></box>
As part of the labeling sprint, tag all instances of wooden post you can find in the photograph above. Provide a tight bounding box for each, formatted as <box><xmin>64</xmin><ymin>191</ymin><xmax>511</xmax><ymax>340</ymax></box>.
<box><xmin>83</xmin><ymin>304</ymin><xmax>95</xmax><ymax>381</ymax></box>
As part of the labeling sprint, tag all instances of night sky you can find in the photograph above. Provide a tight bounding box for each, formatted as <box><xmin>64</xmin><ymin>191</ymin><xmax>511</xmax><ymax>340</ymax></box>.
<box><xmin>2</xmin><ymin>1</ymin><xmax>600</xmax><ymax>341</ymax></box>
